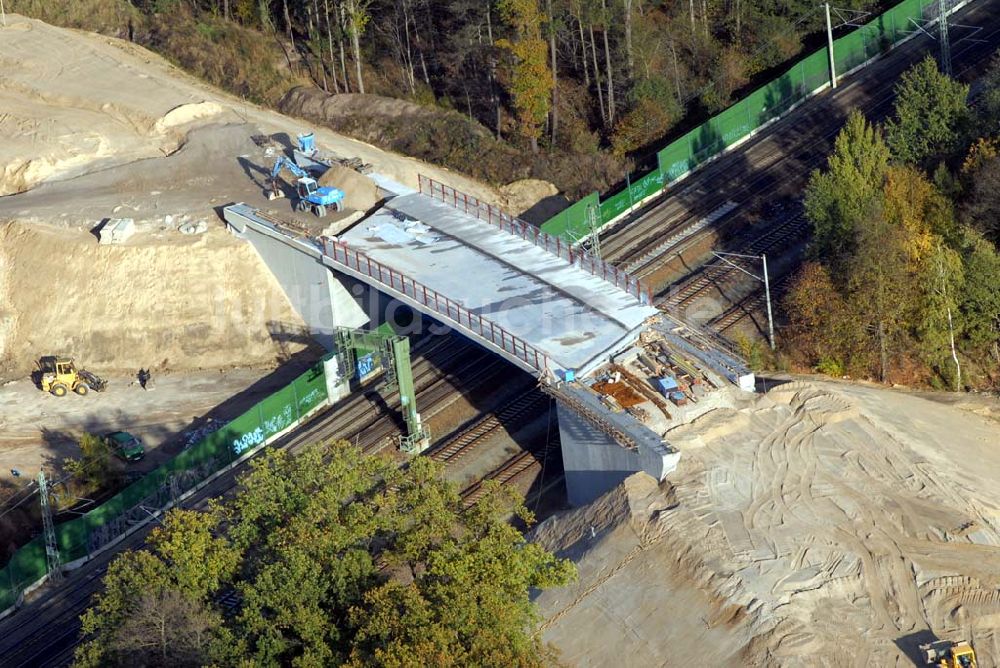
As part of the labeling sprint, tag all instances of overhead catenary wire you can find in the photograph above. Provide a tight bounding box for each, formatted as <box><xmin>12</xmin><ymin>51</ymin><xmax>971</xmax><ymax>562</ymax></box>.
<box><xmin>0</xmin><ymin>471</ymin><xmax>78</xmax><ymax>526</ymax></box>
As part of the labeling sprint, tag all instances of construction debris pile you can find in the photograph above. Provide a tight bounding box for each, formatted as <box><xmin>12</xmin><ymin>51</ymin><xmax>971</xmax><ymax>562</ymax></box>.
<box><xmin>582</xmin><ymin>321</ymin><xmax>728</xmax><ymax>440</ymax></box>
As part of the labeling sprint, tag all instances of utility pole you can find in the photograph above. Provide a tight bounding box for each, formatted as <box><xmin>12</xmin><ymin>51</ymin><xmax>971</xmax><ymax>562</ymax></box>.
<box><xmin>38</xmin><ymin>471</ymin><xmax>63</xmax><ymax>584</ymax></box>
<box><xmin>937</xmin><ymin>0</ymin><xmax>952</xmax><ymax>75</ymax></box>
<box><xmin>825</xmin><ymin>3</ymin><xmax>837</xmax><ymax>89</ymax></box>
<box><xmin>762</xmin><ymin>254</ymin><xmax>775</xmax><ymax>352</ymax></box>
<box><xmin>586</xmin><ymin>203</ymin><xmax>602</xmax><ymax>260</ymax></box>
<box><xmin>1</xmin><ymin>0</ymin><xmax>6</xmax><ymax>28</ymax></box>
<box><xmin>711</xmin><ymin>251</ymin><xmax>777</xmax><ymax>350</ymax></box>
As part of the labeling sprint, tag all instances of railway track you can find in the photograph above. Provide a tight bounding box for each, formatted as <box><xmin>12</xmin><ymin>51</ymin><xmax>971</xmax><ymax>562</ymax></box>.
<box><xmin>456</xmin><ymin>389</ymin><xmax>561</xmax><ymax>510</ymax></box>
<box><xmin>710</xmin><ymin>274</ymin><xmax>795</xmax><ymax>333</ymax></box>
<box><xmin>657</xmin><ymin>208</ymin><xmax>809</xmax><ymax>311</ymax></box>
<box><xmin>428</xmin><ymin>389</ymin><xmax>548</xmax><ymax>465</ymax></box>
<box><xmin>599</xmin><ymin>13</ymin><xmax>1000</xmax><ymax>280</ymax></box>
<box><xmin>460</xmin><ymin>445</ymin><xmax>552</xmax><ymax>508</ymax></box>
<box><xmin>0</xmin><ymin>333</ymin><xmax>533</xmax><ymax>667</ymax></box>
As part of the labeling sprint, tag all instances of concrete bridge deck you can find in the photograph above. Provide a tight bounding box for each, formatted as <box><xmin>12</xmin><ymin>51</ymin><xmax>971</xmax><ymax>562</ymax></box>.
<box><xmin>333</xmin><ymin>190</ymin><xmax>658</xmax><ymax>376</ymax></box>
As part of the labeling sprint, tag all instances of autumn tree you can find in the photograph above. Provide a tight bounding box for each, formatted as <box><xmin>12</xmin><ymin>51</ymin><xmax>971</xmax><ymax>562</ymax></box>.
<box><xmin>885</xmin><ymin>56</ymin><xmax>970</xmax><ymax>167</ymax></box>
<box><xmin>882</xmin><ymin>164</ymin><xmax>957</xmax><ymax>263</ymax></box>
<box><xmin>74</xmin><ymin>510</ymin><xmax>238</xmax><ymax>667</ymax></box>
<box><xmin>497</xmin><ymin>0</ymin><xmax>554</xmax><ymax>153</ymax></box>
<box><xmin>782</xmin><ymin>261</ymin><xmax>857</xmax><ymax>375</ymax></box>
<box><xmin>74</xmin><ymin>442</ymin><xmax>573</xmax><ymax>668</ymax></box>
<box><xmin>64</xmin><ymin>433</ymin><xmax>118</xmax><ymax>494</ymax></box>
<box><xmin>804</xmin><ymin>109</ymin><xmax>890</xmax><ymax>266</ymax></box>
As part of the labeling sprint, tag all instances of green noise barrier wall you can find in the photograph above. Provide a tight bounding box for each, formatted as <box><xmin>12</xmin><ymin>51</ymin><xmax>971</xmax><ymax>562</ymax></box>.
<box><xmin>540</xmin><ymin>0</ymin><xmax>954</xmax><ymax>243</ymax></box>
<box><xmin>0</xmin><ymin>361</ymin><xmax>329</xmax><ymax>613</ymax></box>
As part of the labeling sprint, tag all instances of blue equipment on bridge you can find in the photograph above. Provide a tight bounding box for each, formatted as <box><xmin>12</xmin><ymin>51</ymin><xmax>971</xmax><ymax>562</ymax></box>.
<box><xmin>267</xmin><ymin>156</ymin><xmax>345</xmax><ymax>218</ymax></box>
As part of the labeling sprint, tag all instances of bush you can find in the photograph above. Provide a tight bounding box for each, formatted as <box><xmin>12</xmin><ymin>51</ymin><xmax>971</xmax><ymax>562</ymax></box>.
<box><xmin>611</xmin><ymin>98</ymin><xmax>676</xmax><ymax>159</ymax></box>
<box><xmin>8</xmin><ymin>0</ymin><xmax>139</xmax><ymax>35</ymax></box>
<box><xmin>816</xmin><ymin>357</ymin><xmax>846</xmax><ymax>377</ymax></box>
<box><xmin>63</xmin><ymin>433</ymin><xmax>120</xmax><ymax>494</ymax></box>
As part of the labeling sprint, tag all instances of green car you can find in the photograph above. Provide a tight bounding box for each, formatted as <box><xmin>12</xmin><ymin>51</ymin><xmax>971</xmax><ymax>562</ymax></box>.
<box><xmin>104</xmin><ymin>431</ymin><xmax>145</xmax><ymax>462</ymax></box>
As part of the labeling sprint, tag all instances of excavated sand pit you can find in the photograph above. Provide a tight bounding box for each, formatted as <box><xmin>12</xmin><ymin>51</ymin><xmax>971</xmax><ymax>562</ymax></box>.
<box><xmin>533</xmin><ymin>381</ymin><xmax>1000</xmax><ymax>666</ymax></box>
<box><xmin>0</xmin><ymin>220</ymin><xmax>311</xmax><ymax>380</ymax></box>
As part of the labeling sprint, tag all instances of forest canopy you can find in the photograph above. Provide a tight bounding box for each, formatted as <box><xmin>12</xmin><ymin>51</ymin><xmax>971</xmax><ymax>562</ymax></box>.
<box><xmin>783</xmin><ymin>56</ymin><xmax>1000</xmax><ymax>390</ymax></box>
<box><xmin>8</xmin><ymin>0</ymin><xmax>881</xmax><ymax>196</ymax></box>
<box><xmin>73</xmin><ymin>442</ymin><xmax>575</xmax><ymax>667</ymax></box>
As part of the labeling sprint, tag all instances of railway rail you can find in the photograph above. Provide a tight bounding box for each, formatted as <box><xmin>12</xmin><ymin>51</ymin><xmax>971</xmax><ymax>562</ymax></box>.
<box><xmin>637</xmin><ymin>13</ymin><xmax>1000</xmax><ymax>345</ymax></box>
<box><xmin>460</xmin><ymin>429</ymin><xmax>560</xmax><ymax>508</ymax></box>
<box><xmin>599</xmin><ymin>11</ymin><xmax>1000</xmax><ymax>285</ymax></box>
<box><xmin>709</xmin><ymin>274</ymin><xmax>795</xmax><ymax>334</ymax></box>
<box><xmin>428</xmin><ymin>389</ymin><xmax>548</xmax><ymax>465</ymax></box>
<box><xmin>657</xmin><ymin>208</ymin><xmax>809</xmax><ymax>311</ymax></box>
<box><xmin>0</xmin><ymin>333</ymin><xmax>535</xmax><ymax>667</ymax></box>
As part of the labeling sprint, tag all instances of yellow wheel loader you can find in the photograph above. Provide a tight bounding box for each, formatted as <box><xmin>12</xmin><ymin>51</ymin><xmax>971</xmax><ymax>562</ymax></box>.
<box><xmin>36</xmin><ymin>356</ymin><xmax>107</xmax><ymax>397</ymax></box>
<box><xmin>921</xmin><ymin>640</ymin><xmax>976</xmax><ymax>668</ymax></box>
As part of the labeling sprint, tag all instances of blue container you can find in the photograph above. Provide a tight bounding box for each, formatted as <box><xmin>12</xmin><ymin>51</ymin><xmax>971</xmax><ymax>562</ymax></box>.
<box><xmin>655</xmin><ymin>376</ymin><xmax>679</xmax><ymax>396</ymax></box>
<box><xmin>297</xmin><ymin>132</ymin><xmax>316</xmax><ymax>154</ymax></box>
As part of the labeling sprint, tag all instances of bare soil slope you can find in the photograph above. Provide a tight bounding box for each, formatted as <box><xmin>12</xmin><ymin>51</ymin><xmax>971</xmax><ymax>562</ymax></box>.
<box><xmin>0</xmin><ymin>13</ymin><xmax>502</xmax><ymax>203</ymax></box>
<box><xmin>534</xmin><ymin>381</ymin><xmax>1000</xmax><ymax>666</ymax></box>
<box><xmin>0</xmin><ymin>221</ymin><xmax>311</xmax><ymax>380</ymax></box>
<box><xmin>0</xmin><ymin>18</ymin><xmax>236</xmax><ymax>195</ymax></box>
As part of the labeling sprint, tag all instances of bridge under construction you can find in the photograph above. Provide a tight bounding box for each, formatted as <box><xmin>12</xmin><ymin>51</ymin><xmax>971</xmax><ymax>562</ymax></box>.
<box><xmin>224</xmin><ymin>174</ymin><xmax>752</xmax><ymax>504</ymax></box>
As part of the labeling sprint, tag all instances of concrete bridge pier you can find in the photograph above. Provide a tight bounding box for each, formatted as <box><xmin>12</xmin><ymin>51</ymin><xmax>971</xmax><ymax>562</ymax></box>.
<box><xmin>557</xmin><ymin>402</ymin><xmax>681</xmax><ymax>506</ymax></box>
<box><xmin>224</xmin><ymin>208</ymin><xmax>369</xmax><ymax>351</ymax></box>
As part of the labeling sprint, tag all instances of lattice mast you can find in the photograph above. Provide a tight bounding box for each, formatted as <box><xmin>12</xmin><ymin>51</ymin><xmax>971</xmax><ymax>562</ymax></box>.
<box><xmin>38</xmin><ymin>471</ymin><xmax>63</xmax><ymax>584</ymax></box>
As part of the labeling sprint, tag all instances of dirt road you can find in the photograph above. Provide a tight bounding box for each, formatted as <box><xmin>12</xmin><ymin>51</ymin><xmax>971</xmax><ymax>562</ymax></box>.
<box><xmin>0</xmin><ymin>13</ymin><xmax>500</xmax><ymax>202</ymax></box>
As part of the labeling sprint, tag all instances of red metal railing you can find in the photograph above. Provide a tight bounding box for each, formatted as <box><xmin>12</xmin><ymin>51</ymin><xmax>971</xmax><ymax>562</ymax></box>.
<box><xmin>418</xmin><ymin>175</ymin><xmax>653</xmax><ymax>305</ymax></box>
<box><xmin>322</xmin><ymin>238</ymin><xmax>551</xmax><ymax>373</ymax></box>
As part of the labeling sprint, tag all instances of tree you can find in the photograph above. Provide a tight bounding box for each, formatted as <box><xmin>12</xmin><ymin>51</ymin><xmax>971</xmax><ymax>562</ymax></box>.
<box><xmin>976</xmin><ymin>53</ymin><xmax>1000</xmax><ymax>137</ymax></box>
<box><xmin>343</xmin><ymin>0</ymin><xmax>372</xmax><ymax>94</ymax></box>
<box><xmin>108</xmin><ymin>590</ymin><xmax>218</xmax><ymax>667</ymax></box>
<box><xmin>804</xmin><ymin>110</ymin><xmax>890</xmax><ymax>267</ymax></box>
<box><xmin>345</xmin><ymin>483</ymin><xmax>573</xmax><ymax>667</ymax></box>
<box><xmin>882</xmin><ymin>164</ymin><xmax>957</xmax><ymax>264</ymax></box>
<box><xmin>963</xmin><ymin>155</ymin><xmax>1000</xmax><ymax>247</ymax></box>
<box><xmin>611</xmin><ymin>75</ymin><xmax>681</xmax><ymax>157</ymax></box>
<box><xmin>75</xmin><ymin>442</ymin><xmax>573</xmax><ymax>668</ymax></box>
<box><xmin>611</xmin><ymin>96</ymin><xmax>674</xmax><ymax>158</ymax></box>
<box><xmin>74</xmin><ymin>510</ymin><xmax>236</xmax><ymax>668</ymax></box>
<box><xmin>885</xmin><ymin>56</ymin><xmax>970</xmax><ymax>167</ymax></box>
<box><xmin>64</xmin><ymin>433</ymin><xmax>117</xmax><ymax>493</ymax></box>
<box><xmin>845</xmin><ymin>209</ymin><xmax>915</xmax><ymax>382</ymax></box>
<box><xmin>959</xmin><ymin>233</ymin><xmax>1000</xmax><ymax>368</ymax></box>
<box><xmin>497</xmin><ymin>0</ymin><xmax>554</xmax><ymax>152</ymax></box>
<box><xmin>916</xmin><ymin>242</ymin><xmax>965</xmax><ymax>389</ymax></box>
<box><xmin>782</xmin><ymin>261</ymin><xmax>857</xmax><ymax>375</ymax></box>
